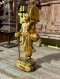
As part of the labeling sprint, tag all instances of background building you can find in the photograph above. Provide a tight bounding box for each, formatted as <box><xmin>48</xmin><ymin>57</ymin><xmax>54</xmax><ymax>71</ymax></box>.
<box><xmin>0</xmin><ymin>0</ymin><xmax>60</xmax><ymax>46</ymax></box>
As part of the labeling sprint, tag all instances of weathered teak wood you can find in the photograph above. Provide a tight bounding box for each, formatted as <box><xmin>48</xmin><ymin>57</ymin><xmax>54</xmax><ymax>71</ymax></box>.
<box><xmin>35</xmin><ymin>0</ymin><xmax>60</xmax><ymax>40</ymax></box>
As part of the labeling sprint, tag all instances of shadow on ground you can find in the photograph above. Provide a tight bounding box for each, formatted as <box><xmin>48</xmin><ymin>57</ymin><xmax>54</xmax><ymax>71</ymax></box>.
<box><xmin>36</xmin><ymin>52</ymin><xmax>60</xmax><ymax>70</ymax></box>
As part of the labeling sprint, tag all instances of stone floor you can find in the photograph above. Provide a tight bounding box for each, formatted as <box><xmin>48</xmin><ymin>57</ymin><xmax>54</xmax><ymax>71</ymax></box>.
<box><xmin>0</xmin><ymin>42</ymin><xmax>60</xmax><ymax>79</ymax></box>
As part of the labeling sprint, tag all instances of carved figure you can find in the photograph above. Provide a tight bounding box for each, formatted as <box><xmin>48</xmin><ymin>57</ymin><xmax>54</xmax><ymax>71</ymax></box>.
<box><xmin>15</xmin><ymin>0</ymin><xmax>40</xmax><ymax>72</ymax></box>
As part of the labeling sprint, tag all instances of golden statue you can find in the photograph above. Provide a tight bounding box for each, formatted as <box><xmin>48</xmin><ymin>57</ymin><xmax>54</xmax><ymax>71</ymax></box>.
<box><xmin>15</xmin><ymin>0</ymin><xmax>39</xmax><ymax>72</ymax></box>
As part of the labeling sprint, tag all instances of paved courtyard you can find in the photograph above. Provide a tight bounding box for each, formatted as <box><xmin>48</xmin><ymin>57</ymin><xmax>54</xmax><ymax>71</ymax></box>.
<box><xmin>0</xmin><ymin>43</ymin><xmax>60</xmax><ymax>79</ymax></box>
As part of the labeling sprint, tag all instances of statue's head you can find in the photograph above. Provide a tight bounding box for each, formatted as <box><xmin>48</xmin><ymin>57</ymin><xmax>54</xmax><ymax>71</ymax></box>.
<box><xmin>24</xmin><ymin>14</ymin><xmax>30</xmax><ymax>22</ymax></box>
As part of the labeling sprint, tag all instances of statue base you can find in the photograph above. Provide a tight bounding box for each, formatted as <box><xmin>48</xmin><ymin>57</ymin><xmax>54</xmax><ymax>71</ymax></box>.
<box><xmin>17</xmin><ymin>58</ymin><xmax>36</xmax><ymax>72</ymax></box>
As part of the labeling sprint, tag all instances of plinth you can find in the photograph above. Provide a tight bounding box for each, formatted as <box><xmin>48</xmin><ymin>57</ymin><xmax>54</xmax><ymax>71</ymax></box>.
<box><xmin>17</xmin><ymin>58</ymin><xmax>36</xmax><ymax>72</ymax></box>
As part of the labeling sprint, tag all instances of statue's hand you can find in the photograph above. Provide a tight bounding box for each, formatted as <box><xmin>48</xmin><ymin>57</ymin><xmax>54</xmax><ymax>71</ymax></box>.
<box><xmin>30</xmin><ymin>33</ymin><xmax>39</xmax><ymax>42</ymax></box>
<box><xmin>15</xmin><ymin>32</ymin><xmax>20</xmax><ymax>37</ymax></box>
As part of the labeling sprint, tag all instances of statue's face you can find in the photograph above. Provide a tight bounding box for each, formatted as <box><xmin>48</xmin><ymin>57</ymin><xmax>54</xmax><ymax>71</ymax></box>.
<box><xmin>24</xmin><ymin>14</ymin><xmax>30</xmax><ymax>21</ymax></box>
<box><xmin>24</xmin><ymin>17</ymin><xmax>29</xmax><ymax>22</ymax></box>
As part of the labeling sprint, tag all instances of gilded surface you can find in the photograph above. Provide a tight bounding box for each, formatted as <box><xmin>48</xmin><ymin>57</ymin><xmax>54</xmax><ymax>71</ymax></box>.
<box><xmin>15</xmin><ymin>3</ymin><xmax>39</xmax><ymax>60</ymax></box>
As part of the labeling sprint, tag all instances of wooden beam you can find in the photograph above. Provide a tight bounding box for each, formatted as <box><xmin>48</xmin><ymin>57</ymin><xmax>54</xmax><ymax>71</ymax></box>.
<box><xmin>41</xmin><ymin>0</ymin><xmax>60</xmax><ymax>6</ymax></box>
